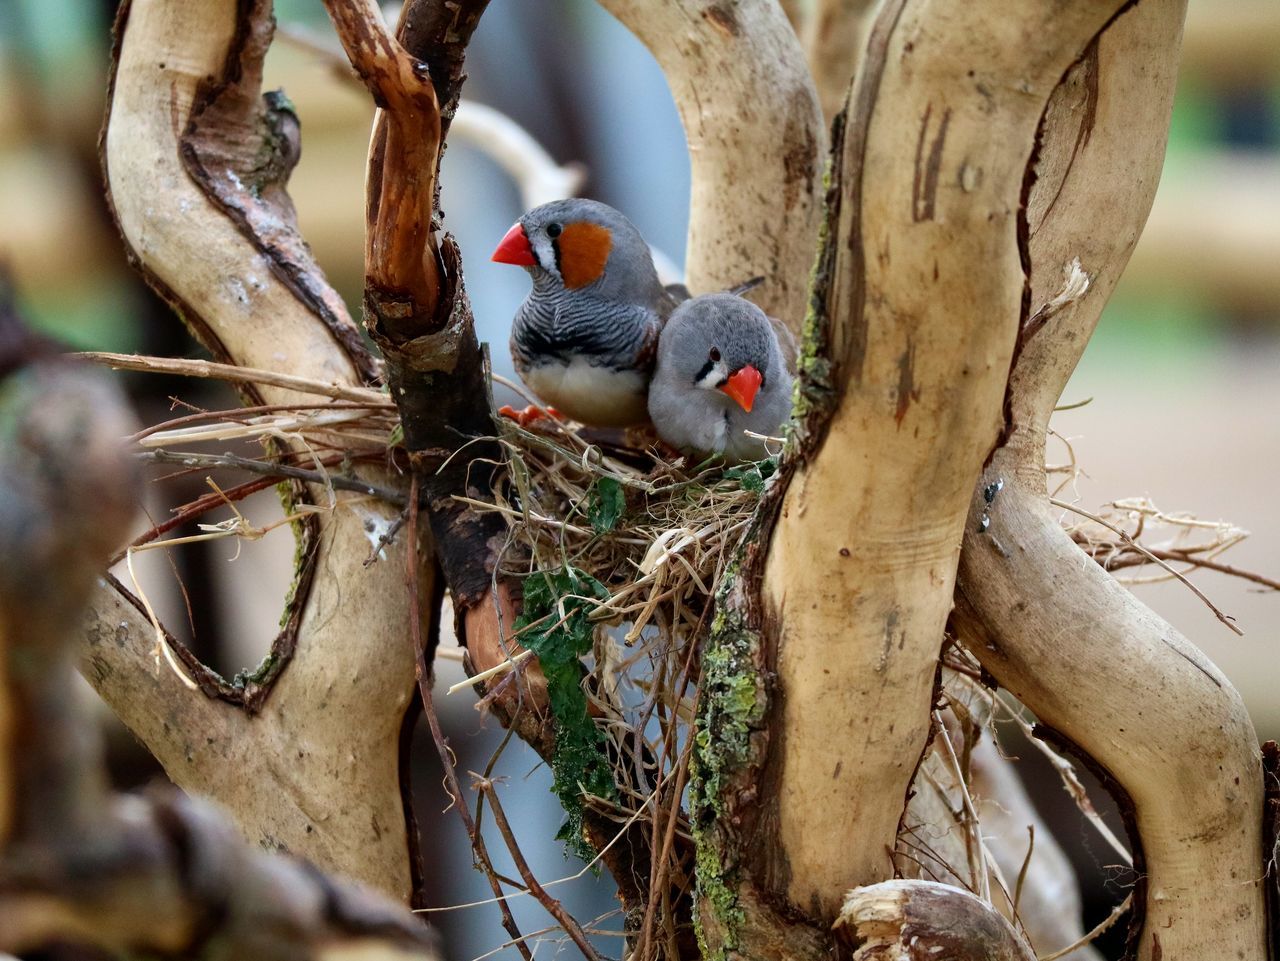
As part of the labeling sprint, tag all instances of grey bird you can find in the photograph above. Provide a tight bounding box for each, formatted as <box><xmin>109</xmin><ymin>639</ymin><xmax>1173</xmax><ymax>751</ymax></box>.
<box><xmin>491</xmin><ymin>198</ymin><xmax>679</xmax><ymax>427</ymax></box>
<box><xmin>647</xmin><ymin>293</ymin><xmax>794</xmax><ymax>463</ymax></box>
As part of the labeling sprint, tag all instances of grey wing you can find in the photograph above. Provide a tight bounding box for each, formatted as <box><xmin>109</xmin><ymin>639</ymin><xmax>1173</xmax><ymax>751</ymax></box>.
<box><xmin>648</xmin><ymin>374</ymin><xmax>726</xmax><ymax>458</ymax></box>
<box><xmin>769</xmin><ymin>315</ymin><xmax>799</xmax><ymax>375</ymax></box>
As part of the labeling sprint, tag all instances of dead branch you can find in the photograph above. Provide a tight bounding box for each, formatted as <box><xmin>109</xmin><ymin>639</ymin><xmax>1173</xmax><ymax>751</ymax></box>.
<box><xmin>0</xmin><ymin>311</ymin><xmax>437</xmax><ymax>961</ymax></box>
<box><xmin>477</xmin><ymin>777</ymin><xmax>604</xmax><ymax>961</ymax></box>
<box><xmin>138</xmin><ymin>449</ymin><xmax>408</xmax><ymax>505</ymax></box>
<box><xmin>405</xmin><ymin>476</ymin><xmax>532</xmax><ymax>960</ymax></box>
<box><xmin>954</xmin><ymin>2</ymin><xmax>1268</xmax><ymax>959</ymax></box>
<box><xmin>82</xmin><ymin>350</ymin><xmax>387</xmax><ymax>403</ymax></box>
<box><xmin>596</xmin><ymin>0</ymin><xmax>824</xmax><ymax>329</ymax></box>
<box><xmin>834</xmin><ymin>880</ymin><xmax>1036</xmax><ymax>961</ymax></box>
<box><xmin>96</xmin><ymin>0</ymin><xmax>423</xmax><ymax>897</ymax></box>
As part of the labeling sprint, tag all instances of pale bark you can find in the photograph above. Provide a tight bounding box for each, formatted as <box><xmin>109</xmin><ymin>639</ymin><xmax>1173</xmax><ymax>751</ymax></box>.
<box><xmin>96</xmin><ymin>0</ymin><xmax>420</xmax><ymax>898</ymax></box>
<box><xmin>595</xmin><ymin>0</ymin><xmax>824</xmax><ymax>330</ymax></box>
<box><xmin>0</xmin><ymin>342</ymin><xmax>437</xmax><ymax>960</ymax></box>
<box><xmin>835</xmin><ymin>880</ymin><xmax>1036</xmax><ymax>961</ymax></box>
<box><xmin>802</xmin><ymin>0</ymin><xmax>875</xmax><ymax>122</ymax></box>
<box><xmin>754</xmin><ymin>0</ymin><xmax>1137</xmax><ymax>922</ymax></box>
<box><xmin>954</xmin><ymin>2</ymin><xmax>1268</xmax><ymax>959</ymax></box>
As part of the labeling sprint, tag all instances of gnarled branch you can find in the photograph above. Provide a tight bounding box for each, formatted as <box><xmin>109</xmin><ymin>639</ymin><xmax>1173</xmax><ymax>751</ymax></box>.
<box><xmin>745</xmin><ymin>0</ymin><xmax>1138</xmax><ymax>924</ymax></box>
<box><xmin>0</xmin><ymin>306</ymin><xmax>437</xmax><ymax>961</ymax></box>
<box><xmin>596</xmin><ymin>0</ymin><xmax>824</xmax><ymax>330</ymax></box>
<box><xmin>96</xmin><ymin>0</ymin><xmax>422</xmax><ymax>898</ymax></box>
<box><xmin>954</xmin><ymin>3</ymin><xmax>1267</xmax><ymax>959</ymax></box>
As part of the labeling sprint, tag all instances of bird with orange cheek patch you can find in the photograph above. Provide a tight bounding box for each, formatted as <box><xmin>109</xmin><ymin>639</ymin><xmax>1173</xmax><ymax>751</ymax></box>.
<box><xmin>492</xmin><ymin>199</ymin><xmax>679</xmax><ymax>427</ymax></box>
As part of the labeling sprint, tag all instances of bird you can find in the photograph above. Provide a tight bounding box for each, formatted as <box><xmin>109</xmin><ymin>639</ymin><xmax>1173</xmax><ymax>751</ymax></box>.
<box><xmin>491</xmin><ymin>198</ymin><xmax>679</xmax><ymax>428</ymax></box>
<box><xmin>646</xmin><ymin>293</ymin><xmax>794</xmax><ymax>463</ymax></box>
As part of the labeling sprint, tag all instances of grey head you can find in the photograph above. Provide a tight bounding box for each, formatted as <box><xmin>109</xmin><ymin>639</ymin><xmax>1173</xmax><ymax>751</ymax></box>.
<box><xmin>648</xmin><ymin>293</ymin><xmax>794</xmax><ymax>463</ymax></box>
<box><xmin>502</xmin><ymin>198</ymin><xmax>670</xmax><ymax>311</ymax></box>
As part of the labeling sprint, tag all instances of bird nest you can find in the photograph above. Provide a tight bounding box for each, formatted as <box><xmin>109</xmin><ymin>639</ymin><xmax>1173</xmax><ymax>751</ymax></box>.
<box><xmin>463</xmin><ymin>415</ymin><xmax>775</xmax><ymax>862</ymax></box>
<box><xmin>113</xmin><ymin>355</ymin><xmax>775</xmax><ymax>873</ymax></box>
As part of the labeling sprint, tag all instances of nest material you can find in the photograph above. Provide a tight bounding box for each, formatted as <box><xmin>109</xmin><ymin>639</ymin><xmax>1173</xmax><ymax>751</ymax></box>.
<box><xmin>467</xmin><ymin>417</ymin><xmax>774</xmax><ymax>857</ymax></box>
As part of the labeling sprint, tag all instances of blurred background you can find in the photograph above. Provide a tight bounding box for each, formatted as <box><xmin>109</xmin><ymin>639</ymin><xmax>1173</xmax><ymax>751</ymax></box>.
<box><xmin>1</xmin><ymin>1</ymin><xmax>1276</xmax><ymax>959</ymax></box>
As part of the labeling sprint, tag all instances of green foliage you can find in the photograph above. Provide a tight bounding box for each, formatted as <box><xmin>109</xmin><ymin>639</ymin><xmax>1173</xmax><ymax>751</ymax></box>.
<box><xmin>516</xmin><ymin>566</ymin><xmax>616</xmax><ymax>860</ymax></box>
<box><xmin>387</xmin><ymin>422</ymin><xmax>405</xmax><ymax>450</ymax></box>
<box><xmin>721</xmin><ymin>458</ymin><xmax>776</xmax><ymax>494</ymax></box>
<box><xmin>586</xmin><ymin>476</ymin><xmax>626</xmax><ymax>533</ymax></box>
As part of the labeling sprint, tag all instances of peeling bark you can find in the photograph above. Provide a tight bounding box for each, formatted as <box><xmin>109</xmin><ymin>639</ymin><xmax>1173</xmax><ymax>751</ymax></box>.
<box><xmin>955</xmin><ymin>4</ymin><xmax>1267</xmax><ymax>959</ymax></box>
<box><xmin>96</xmin><ymin>0</ymin><xmax>421</xmax><ymax>898</ymax></box>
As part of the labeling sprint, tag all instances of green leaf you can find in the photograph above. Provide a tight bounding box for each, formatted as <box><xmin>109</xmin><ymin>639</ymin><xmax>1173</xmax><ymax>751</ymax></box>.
<box><xmin>723</xmin><ymin>456</ymin><xmax>779</xmax><ymax>494</ymax></box>
<box><xmin>587</xmin><ymin>476</ymin><xmax>626</xmax><ymax>533</ymax></box>
<box><xmin>515</xmin><ymin>567</ymin><xmax>615</xmax><ymax>860</ymax></box>
<box><xmin>723</xmin><ymin>465</ymin><xmax>763</xmax><ymax>493</ymax></box>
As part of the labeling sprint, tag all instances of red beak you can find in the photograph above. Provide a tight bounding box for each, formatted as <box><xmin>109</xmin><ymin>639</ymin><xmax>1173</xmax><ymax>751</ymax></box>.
<box><xmin>720</xmin><ymin>365</ymin><xmax>763</xmax><ymax>413</ymax></box>
<box><xmin>491</xmin><ymin>222</ymin><xmax>536</xmax><ymax>266</ymax></box>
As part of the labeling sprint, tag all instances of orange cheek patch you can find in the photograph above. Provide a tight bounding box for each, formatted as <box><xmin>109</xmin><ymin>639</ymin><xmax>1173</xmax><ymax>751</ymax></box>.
<box><xmin>558</xmin><ymin>222</ymin><xmax>613</xmax><ymax>289</ymax></box>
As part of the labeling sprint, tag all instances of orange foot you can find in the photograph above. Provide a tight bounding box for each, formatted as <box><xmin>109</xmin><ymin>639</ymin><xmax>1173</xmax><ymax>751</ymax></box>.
<box><xmin>497</xmin><ymin>404</ymin><xmax>563</xmax><ymax>427</ymax></box>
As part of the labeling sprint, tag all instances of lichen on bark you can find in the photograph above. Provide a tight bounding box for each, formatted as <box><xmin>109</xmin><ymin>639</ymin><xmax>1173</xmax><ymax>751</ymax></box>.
<box><xmin>690</xmin><ymin>565</ymin><xmax>768</xmax><ymax>961</ymax></box>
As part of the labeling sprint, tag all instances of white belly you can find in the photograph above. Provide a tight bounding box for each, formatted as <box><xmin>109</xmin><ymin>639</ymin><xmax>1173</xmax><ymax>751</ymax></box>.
<box><xmin>521</xmin><ymin>357</ymin><xmax>649</xmax><ymax>427</ymax></box>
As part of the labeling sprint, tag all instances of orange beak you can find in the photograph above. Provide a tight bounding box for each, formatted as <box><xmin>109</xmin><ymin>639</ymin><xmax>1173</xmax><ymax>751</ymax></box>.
<box><xmin>720</xmin><ymin>365</ymin><xmax>763</xmax><ymax>413</ymax></box>
<box><xmin>491</xmin><ymin>222</ymin><xmax>536</xmax><ymax>266</ymax></box>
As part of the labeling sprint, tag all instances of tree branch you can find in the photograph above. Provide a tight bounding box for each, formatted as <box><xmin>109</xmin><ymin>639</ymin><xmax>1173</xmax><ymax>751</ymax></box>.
<box><xmin>98</xmin><ymin>0</ymin><xmax>423</xmax><ymax>898</ymax></box>
<box><xmin>954</xmin><ymin>3</ymin><xmax>1268</xmax><ymax>960</ymax></box>
<box><xmin>720</xmin><ymin>0</ymin><xmax>1140</xmax><ymax>930</ymax></box>
<box><xmin>0</xmin><ymin>303</ymin><xmax>436</xmax><ymax>960</ymax></box>
<box><xmin>596</xmin><ymin>0</ymin><xmax>824</xmax><ymax>329</ymax></box>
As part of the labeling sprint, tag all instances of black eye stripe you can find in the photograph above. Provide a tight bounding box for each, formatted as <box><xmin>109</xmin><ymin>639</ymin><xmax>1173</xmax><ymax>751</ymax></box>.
<box><xmin>693</xmin><ymin>358</ymin><xmax>717</xmax><ymax>385</ymax></box>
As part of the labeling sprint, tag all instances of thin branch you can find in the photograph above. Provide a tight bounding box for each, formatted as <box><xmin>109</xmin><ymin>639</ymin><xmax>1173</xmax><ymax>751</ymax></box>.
<box><xmin>1093</xmin><ymin>545</ymin><xmax>1280</xmax><ymax>591</ymax></box>
<box><xmin>933</xmin><ymin>710</ymin><xmax>990</xmax><ymax>904</ymax></box>
<box><xmin>81</xmin><ymin>351</ymin><xmax>385</xmax><ymax>403</ymax></box>
<box><xmin>475</xmin><ymin>776</ymin><xmax>606</xmax><ymax>961</ymax></box>
<box><xmin>138</xmin><ymin>449</ymin><xmax>407</xmax><ymax>504</ymax></box>
<box><xmin>405</xmin><ymin>473</ymin><xmax>533</xmax><ymax>961</ymax></box>
<box><xmin>114</xmin><ymin>474</ymin><xmax>278</xmax><ymax>563</ymax></box>
<box><xmin>1051</xmin><ymin>497</ymin><xmax>1243</xmax><ymax>635</ymax></box>
<box><xmin>1037</xmin><ymin>894</ymin><xmax>1132</xmax><ymax>961</ymax></box>
<box><xmin>1012</xmin><ymin>824</ymin><xmax>1034</xmax><ymax>918</ymax></box>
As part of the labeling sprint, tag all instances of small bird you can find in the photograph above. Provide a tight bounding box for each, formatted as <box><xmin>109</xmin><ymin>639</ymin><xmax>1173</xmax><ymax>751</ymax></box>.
<box><xmin>491</xmin><ymin>198</ymin><xmax>678</xmax><ymax>427</ymax></box>
<box><xmin>647</xmin><ymin>293</ymin><xmax>793</xmax><ymax>463</ymax></box>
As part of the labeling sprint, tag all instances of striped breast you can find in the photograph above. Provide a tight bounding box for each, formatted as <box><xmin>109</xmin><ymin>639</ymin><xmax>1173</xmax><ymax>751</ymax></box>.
<box><xmin>510</xmin><ymin>290</ymin><xmax>660</xmax><ymax>427</ymax></box>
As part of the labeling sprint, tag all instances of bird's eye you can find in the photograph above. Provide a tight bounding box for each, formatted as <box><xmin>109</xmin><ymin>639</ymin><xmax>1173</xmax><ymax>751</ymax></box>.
<box><xmin>709</xmin><ymin>347</ymin><xmax>721</xmax><ymax>362</ymax></box>
<box><xmin>546</xmin><ymin>223</ymin><xmax>563</xmax><ymax>238</ymax></box>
